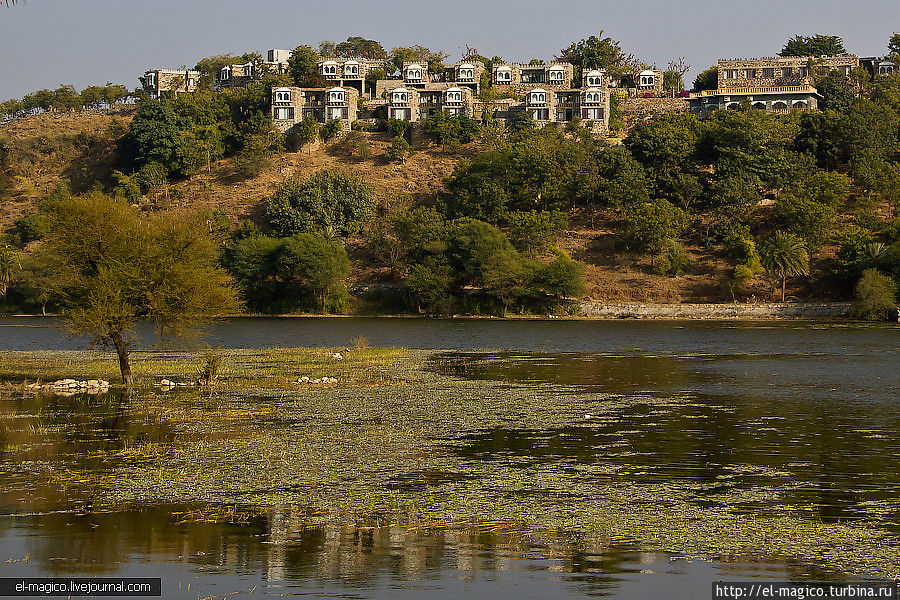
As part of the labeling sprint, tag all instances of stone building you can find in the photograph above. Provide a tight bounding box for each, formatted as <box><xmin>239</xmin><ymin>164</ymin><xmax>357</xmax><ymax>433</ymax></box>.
<box><xmin>688</xmin><ymin>55</ymin><xmax>860</xmax><ymax>115</ymax></box>
<box><xmin>492</xmin><ymin>62</ymin><xmax>576</xmax><ymax>92</ymax></box>
<box><xmin>271</xmin><ymin>86</ymin><xmax>359</xmax><ymax>132</ymax></box>
<box><xmin>386</xmin><ymin>84</ymin><xmax>476</xmax><ymax>121</ymax></box>
<box><xmin>860</xmin><ymin>56</ymin><xmax>899</xmax><ymax>78</ymax></box>
<box><xmin>217</xmin><ymin>50</ymin><xmax>291</xmax><ymax>90</ymax></box>
<box><xmin>521</xmin><ymin>86</ymin><xmax>610</xmax><ymax>132</ymax></box>
<box><xmin>139</xmin><ymin>69</ymin><xmax>199</xmax><ymax>98</ymax></box>
<box><xmin>443</xmin><ymin>61</ymin><xmax>486</xmax><ymax>94</ymax></box>
<box><xmin>318</xmin><ymin>57</ymin><xmax>387</xmax><ymax>97</ymax></box>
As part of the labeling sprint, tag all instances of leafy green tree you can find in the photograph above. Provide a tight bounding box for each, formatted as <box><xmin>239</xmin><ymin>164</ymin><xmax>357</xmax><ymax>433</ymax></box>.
<box><xmin>779</xmin><ymin>35</ymin><xmax>847</xmax><ymax>57</ymax></box>
<box><xmin>504</xmin><ymin>210</ymin><xmax>568</xmax><ymax>255</ymax></box>
<box><xmin>759</xmin><ymin>231</ymin><xmax>809</xmax><ymax>301</ymax></box>
<box><xmin>851</xmin><ymin>150</ymin><xmax>900</xmax><ymax>204</ymax></box>
<box><xmin>288</xmin><ymin>116</ymin><xmax>320</xmax><ymax>153</ymax></box>
<box><xmin>267</xmin><ymin>170</ymin><xmax>374</xmax><ymax>236</ymax></box>
<box><xmin>117</xmin><ymin>99</ymin><xmax>180</xmax><ymax>173</ymax></box>
<box><xmin>851</xmin><ymin>268</ymin><xmax>897</xmax><ymax>320</ymax></box>
<box><xmin>890</xmin><ymin>33</ymin><xmax>900</xmax><ymax>55</ymax></box>
<box><xmin>663</xmin><ymin>70</ymin><xmax>684</xmax><ymax>95</ymax></box>
<box><xmin>699</xmin><ymin>109</ymin><xmax>801</xmax><ymax>188</ymax></box>
<box><xmin>320</xmin><ymin>119</ymin><xmax>343</xmax><ymax>141</ymax></box>
<box><xmin>389</xmin><ymin>45</ymin><xmax>448</xmax><ymax>74</ymax></box>
<box><xmin>527</xmin><ymin>253</ymin><xmax>586</xmax><ymax>301</ymax></box>
<box><xmin>594</xmin><ymin>147</ymin><xmax>651</xmax><ymax>208</ymax></box>
<box><xmin>795</xmin><ymin>110</ymin><xmax>849</xmax><ymax>170</ymax></box>
<box><xmin>773</xmin><ymin>193</ymin><xmax>836</xmax><ymax>249</ymax></box>
<box><xmin>624</xmin><ymin>198</ymin><xmax>688</xmax><ymax>253</ymax></box>
<box><xmin>386</xmin><ymin>135</ymin><xmax>412</xmax><ymax>163</ymax></box>
<box><xmin>406</xmin><ymin>257</ymin><xmax>454</xmax><ymax>314</ymax></box>
<box><xmin>422</xmin><ymin>112</ymin><xmax>480</xmax><ymax>147</ymax></box>
<box><xmin>278</xmin><ymin>233</ymin><xmax>350</xmax><ymax>312</ymax></box>
<box><xmin>559</xmin><ymin>31</ymin><xmax>630</xmax><ymax>81</ymax></box>
<box><xmin>40</xmin><ymin>193</ymin><xmax>240</xmax><ymax>385</ymax></box>
<box><xmin>817</xmin><ymin>72</ymin><xmax>856</xmax><ymax>113</ymax></box>
<box><xmin>625</xmin><ymin>114</ymin><xmax>701</xmax><ymax>180</ymax></box>
<box><xmin>693</xmin><ymin>66</ymin><xmax>719</xmax><ymax>92</ymax></box>
<box><xmin>335</xmin><ymin>36</ymin><xmax>387</xmax><ymax>59</ymax></box>
<box><xmin>288</xmin><ymin>45</ymin><xmax>322</xmax><ymax>87</ymax></box>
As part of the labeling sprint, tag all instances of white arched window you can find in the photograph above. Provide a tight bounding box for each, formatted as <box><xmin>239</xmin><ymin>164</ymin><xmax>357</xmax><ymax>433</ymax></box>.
<box><xmin>496</xmin><ymin>68</ymin><xmax>511</xmax><ymax>82</ymax></box>
<box><xmin>584</xmin><ymin>91</ymin><xmax>601</xmax><ymax>104</ymax></box>
<box><xmin>549</xmin><ymin>69</ymin><xmax>565</xmax><ymax>82</ymax></box>
<box><xmin>273</xmin><ymin>88</ymin><xmax>292</xmax><ymax>103</ymax></box>
<box><xmin>445</xmin><ymin>88</ymin><xmax>463</xmax><ymax>103</ymax></box>
<box><xmin>641</xmin><ymin>75</ymin><xmax>654</xmax><ymax>86</ymax></box>
<box><xmin>530</xmin><ymin>90</ymin><xmax>547</xmax><ymax>104</ymax></box>
<box><xmin>328</xmin><ymin>89</ymin><xmax>345</xmax><ymax>103</ymax></box>
<box><xmin>406</xmin><ymin>65</ymin><xmax>422</xmax><ymax>81</ymax></box>
<box><xmin>344</xmin><ymin>62</ymin><xmax>359</xmax><ymax>76</ymax></box>
<box><xmin>220</xmin><ymin>67</ymin><xmax>230</xmax><ymax>80</ymax></box>
<box><xmin>322</xmin><ymin>62</ymin><xmax>338</xmax><ymax>76</ymax></box>
<box><xmin>458</xmin><ymin>65</ymin><xmax>474</xmax><ymax>80</ymax></box>
<box><xmin>392</xmin><ymin>90</ymin><xmax>408</xmax><ymax>104</ymax></box>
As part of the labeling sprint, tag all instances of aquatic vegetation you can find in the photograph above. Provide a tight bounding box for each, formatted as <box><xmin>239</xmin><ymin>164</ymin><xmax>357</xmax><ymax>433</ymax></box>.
<box><xmin>0</xmin><ymin>348</ymin><xmax>898</xmax><ymax>580</ymax></box>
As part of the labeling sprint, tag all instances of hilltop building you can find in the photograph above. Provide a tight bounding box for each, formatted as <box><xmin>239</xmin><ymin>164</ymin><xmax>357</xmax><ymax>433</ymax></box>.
<box><xmin>139</xmin><ymin>69</ymin><xmax>199</xmax><ymax>97</ymax></box>
<box><xmin>688</xmin><ymin>55</ymin><xmax>859</xmax><ymax>114</ymax></box>
<box><xmin>271</xmin><ymin>86</ymin><xmax>359</xmax><ymax>132</ymax></box>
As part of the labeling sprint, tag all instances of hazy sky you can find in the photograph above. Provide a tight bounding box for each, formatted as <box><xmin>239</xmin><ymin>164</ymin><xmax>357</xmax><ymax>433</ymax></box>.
<box><xmin>1</xmin><ymin>0</ymin><xmax>898</xmax><ymax>99</ymax></box>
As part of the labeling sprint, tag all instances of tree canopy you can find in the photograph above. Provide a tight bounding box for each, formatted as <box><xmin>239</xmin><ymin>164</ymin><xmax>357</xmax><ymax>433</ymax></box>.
<box><xmin>779</xmin><ymin>34</ymin><xmax>847</xmax><ymax>57</ymax></box>
<box><xmin>40</xmin><ymin>193</ymin><xmax>240</xmax><ymax>385</ymax></box>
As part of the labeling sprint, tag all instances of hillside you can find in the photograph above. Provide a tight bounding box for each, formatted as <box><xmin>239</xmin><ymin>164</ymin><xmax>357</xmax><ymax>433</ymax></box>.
<box><xmin>0</xmin><ymin>107</ymin><xmax>878</xmax><ymax>309</ymax></box>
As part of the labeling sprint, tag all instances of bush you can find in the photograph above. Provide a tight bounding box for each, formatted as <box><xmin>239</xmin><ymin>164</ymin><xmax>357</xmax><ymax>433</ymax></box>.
<box><xmin>624</xmin><ymin>198</ymin><xmax>688</xmax><ymax>253</ymax></box>
<box><xmin>332</xmin><ymin>130</ymin><xmax>372</xmax><ymax>161</ymax></box>
<box><xmin>505</xmin><ymin>210</ymin><xmax>568</xmax><ymax>255</ymax></box>
<box><xmin>851</xmin><ymin>268</ymin><xmax>897</xmax><ymax>320</ymax></box>
<box><xmin>773</xmin><ymin>193</ymin><xmax>836</xmax><ymax>249</ymax></box>
<box><xmin>321</xmin><ymin>119</ymin><xmax>343</xmax><ymax>141</ymax></box>
<box><xmin>385</xmin><ymin>118</ymin><xmax>411</xmax><ymax>138</ymax></box>
<box><xmin>655</xmin><ymin>240</ymin><xmax>691</xmax><ymax>276</ymax></box>
<box><xmin>386</xmin><ymin>136</ymin><xmax>412</xmax><ymax>163</ymax></box>
<box><xmin>266</xmin><ymin>170</ymin><xmax>374</xmax><ymax>237</ymax></box>
<box><xmin>232</xmin><ymin>152</ymin><xmax>270</xmax><ymax>179</ymax></box>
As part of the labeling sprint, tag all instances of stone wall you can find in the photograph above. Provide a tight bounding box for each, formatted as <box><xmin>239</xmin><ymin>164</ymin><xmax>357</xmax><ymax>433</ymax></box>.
<box><xmin>578</xmin><ymin>302</ymin><xmax>851</xmax><ymax>320</ymax></box>
<box><xmin>621</xmin><ymin>97</ymin><xmax>689</xmax><ymax>120</ymax></box>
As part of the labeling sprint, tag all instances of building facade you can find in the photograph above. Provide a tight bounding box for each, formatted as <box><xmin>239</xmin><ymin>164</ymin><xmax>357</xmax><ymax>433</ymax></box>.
<box><xmin>386</xmin><ymin>84</ymin><xmax>476</xmax><ymax>121</ymax></box>
<box><xmin>689</xmin><ymin>55</ymin><xmax>860</xmax><ymax>115</ymax></box>
<box><xmin>139</xmin><ymin>69</ymin><xmax>199</xmax><ymax>98</ymax></box>
<box><xmin>271</xmin><ymin>86</ymin><xmax>359</xmax><ymax>132</ymax></box>
<box><xmin>318</xmin><ymin>57</ymin><xmax>387</xmax><ymax>97</ymax></box>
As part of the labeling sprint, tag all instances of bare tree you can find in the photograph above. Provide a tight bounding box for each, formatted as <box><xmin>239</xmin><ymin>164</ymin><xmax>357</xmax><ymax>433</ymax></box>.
<box><xmin>666</xmin><ymin>57</ymin><xmax>691</xmax><ymax>97</ymax></box>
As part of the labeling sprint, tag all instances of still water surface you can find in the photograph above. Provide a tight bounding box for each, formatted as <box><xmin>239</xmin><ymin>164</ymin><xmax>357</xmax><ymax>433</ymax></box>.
<box><xmin>0</xmin><ymin>318</ymin><xmax>896</xmax><ymax>598</ymax></box>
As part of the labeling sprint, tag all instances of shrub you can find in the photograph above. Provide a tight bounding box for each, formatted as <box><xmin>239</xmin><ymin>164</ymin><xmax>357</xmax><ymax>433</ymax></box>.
<box><xmin>624</xmin><ymin>198</ymin><xmax>688</xmax><ymax>253</ymax></box>
<box><xmin>773</xmin><ymin>193</ymin><xmax>836</xmax><ymax>249</ymax></box>
<box><xmin>332</xmin><ymin>130</ymin><xmax>372</xmax><ymax>161</ymax></box>
<box><xmin>386</xmin><ymin>136</ymin><xmax>412</xmax><ymax>163</ymax></box>
<box><xmin>232</xmin><ymin>152</ymin><xmax>270</xmax><ymax>179</ymax></box>
<box><xmin>655</xmin><ymin>240</ymin><xmax>691</xmax><ymax>276</ymax></box>
<box><xmin>385</xmin><ymin>118</ymin><xmax>411</xmax><ymax>138</ymax></box>
<box><xmin>851</xmin><ymin>268</ymin><xmax>897</xmax><ymax>320</ymax></box>
<box><xmin>505</xmin><ymin>210</ymin><xmax>568</xmax><ymax>255</ymax></box>
<box><xmin>266</xmin><ymin>170</ymin><xmax>374</xmax><ymax>237</ymax></box>
<box><xmin>321</xmin><ymin>119</ymin><xmax>343</xmax><ymax>141</ymax></box>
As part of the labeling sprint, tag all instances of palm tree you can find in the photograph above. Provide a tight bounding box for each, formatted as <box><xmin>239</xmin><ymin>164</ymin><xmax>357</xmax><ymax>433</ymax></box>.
<box><xmin>759</xmin><ymin>231</ymin><xmax>809</xmax><ymax>302</ymax></box>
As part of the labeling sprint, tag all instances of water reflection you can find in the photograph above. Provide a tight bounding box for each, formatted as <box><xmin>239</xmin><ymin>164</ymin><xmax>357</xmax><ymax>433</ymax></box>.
<box><xmin>0</xmin><ymin>505</ymin><xmax>847</xmax><ymax>599</ymax></box>
<box><xmin>430</xmin><ymin>353</ymin><xmax>900</xmax><ymax>526</ymax></box>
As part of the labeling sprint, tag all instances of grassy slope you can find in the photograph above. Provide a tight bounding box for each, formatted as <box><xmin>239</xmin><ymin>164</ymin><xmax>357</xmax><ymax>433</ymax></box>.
<box><xmin>0</xmin><ymin>109</ymin><xmax>866</xmax><ymax>306</ymax></box>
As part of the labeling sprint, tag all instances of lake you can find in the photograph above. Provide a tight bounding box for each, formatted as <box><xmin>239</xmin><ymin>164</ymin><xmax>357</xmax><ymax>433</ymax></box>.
<box><xmin>0</xmin><ymin>318</ymin><xmax>897</xmax><ymax>598</ymax></box>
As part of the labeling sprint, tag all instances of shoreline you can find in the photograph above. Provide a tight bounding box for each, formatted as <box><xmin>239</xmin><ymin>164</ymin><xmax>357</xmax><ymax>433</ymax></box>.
<box><xmin>0</xmin><ymin>302</ymin><xmax>866</xmax><ymax>321</ymax></box>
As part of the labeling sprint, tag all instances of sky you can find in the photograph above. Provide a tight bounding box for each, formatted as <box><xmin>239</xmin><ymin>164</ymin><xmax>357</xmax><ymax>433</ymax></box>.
<box><xmin>0</xmin><ymin>0</ymin><xmax>898</xmax><ymax>100</ymax></box>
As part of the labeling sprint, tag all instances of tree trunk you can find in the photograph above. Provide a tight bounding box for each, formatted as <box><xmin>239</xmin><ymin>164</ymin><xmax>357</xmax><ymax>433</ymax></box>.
<box><xmin>781</xmin><ymin>276</ymin><xmax>787</xmax><ymax>302</ymax></box>
<box><xmin>110</xmin><ymin>330</ymin><xmax>133</xmax><ymax>387</ymax></box>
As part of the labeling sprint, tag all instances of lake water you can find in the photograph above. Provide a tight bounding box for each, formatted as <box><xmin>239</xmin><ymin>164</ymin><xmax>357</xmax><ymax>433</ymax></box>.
<box><xmin>0</xmin><ymin>318</ymin><xmax>897</xmax><ymax>598</ymax></box>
